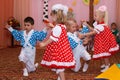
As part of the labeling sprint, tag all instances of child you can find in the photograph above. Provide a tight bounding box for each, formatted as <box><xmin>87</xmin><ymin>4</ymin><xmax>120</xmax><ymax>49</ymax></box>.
<box><xmin>6</xmin><ymin>17</ymin><xmax>49</xmax><ymax>76</ymax></box>
<box><xmin>111</xmin><ymin>22</ymin><xmax>120</xmax><ymax>45</ymax></box>
<box><xmin>66</xmin><ymin>19</ymin><xmax>91</xmax><ymax>72</ymax></box>
<box><xmin>79</xmin><ymin>20</ymin><xmax>92</xmax><ymax>49</ymax></box>
<box><xmin>78</xmin><ymin>5</ymin><xmax>119</xmax><ymax>72</ymax></box>
<box><xmin>39</xmin><ymin>4</ymin><xmax>75</xmax><ymax>80</ymax></box>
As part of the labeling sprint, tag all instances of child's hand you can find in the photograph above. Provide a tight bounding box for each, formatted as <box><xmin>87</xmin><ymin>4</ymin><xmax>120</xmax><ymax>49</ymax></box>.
<box><xmin>83</xmin><ymin>22</ymin><xmax>89</xmax><ymax>26</ymax></box>
<box><xmin>5</xmin><ymin>24</ymin><xmax>11</xmax><ymax>29</ymax></box>
<box><xmin>43</xmin><ymin>19</ymin><xmax>54</xmax><ymax>28</ymax></box>
<box><xmin>45</xmin><ymin>23</ymin><xmax>54</xmax><ymax>31</ymax></box>
<box><xmin>46</xmin><ymin>23</ymin><xmax>54</xmax><ymax>28</ymax></box>
<box><xmin>39</xmin><ymin>42</ymin><xmax>46</xmax><ymax>48</ymax></box>
<box><xmin>77</xmin><ymin>32</ymin><xmax>85</xmax><ymax>39</ymax></box>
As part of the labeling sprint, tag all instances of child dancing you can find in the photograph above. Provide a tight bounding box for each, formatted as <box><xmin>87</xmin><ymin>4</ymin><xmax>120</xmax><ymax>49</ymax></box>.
<box><xmin>78</xmin><ymin>6</ymin><xmax>119</xmax><ymax>72</ymax></box>
<box><xmin>6</xmin><ymin>17</ymin><xmax>49</xmax><ymax>76</ymax></box>
<box><xmin>39</xmin><ymin>4</ymin><xmax>75</xmax><ymax>80</ymax></box>
<box><xmin>66</xmin><ymin>19</ymin><xmax>91</xmax><ymax>72</ymax></box>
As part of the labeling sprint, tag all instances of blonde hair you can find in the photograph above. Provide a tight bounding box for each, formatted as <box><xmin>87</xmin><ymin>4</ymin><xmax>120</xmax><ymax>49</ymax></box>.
<box><xmin>66</xmin><ymin>19</ymin><xmax>77</xmax><ymax>31</ymax></box>
<box><xmin>96</xmin><ymin>5</ymin><xmax>108</xmax><ymax>25</ymax></box>
<box><xmin>51</xmin><ymin>9</ymin><xmax>67</xmax><ymax>24</ymax></box>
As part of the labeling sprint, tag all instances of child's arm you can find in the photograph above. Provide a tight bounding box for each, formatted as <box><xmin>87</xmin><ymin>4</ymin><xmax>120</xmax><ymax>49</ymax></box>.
<box><xmin>77</xmin><ymin>30</ymin><xmax>96</xmax><ymax>39</ymax></box>
<box><xmin>43</xmin><ymin>19</ymin><xmax>54</xmax><ymax>28</ymax></box>
<box><xmin>37</xmin><ymin>22</ymin><xmax>54</xmax><ymax>41</ymax></box>
<box><xmin>83</xmin><ymin>22</ymin><xmax>94</xmax><ymax>31</ymax></box>
<box><xmin>5</xmin><ymin>24</ymin><xmax>22</xmax><ymax>41</ymax></box>
<box><xmin>39</xmin><ymin>25</ymin><xmax>61</xmax><ymax>47</ymax></box>
<box><xmin>39</xmin><ymin>38</ymin><xmax>53</xmax><ymax>48</ymax></box>
<box><xmin>36</xmin><ymin>27</ymin><xmax>48</xmax><ymax>41</ymax></box>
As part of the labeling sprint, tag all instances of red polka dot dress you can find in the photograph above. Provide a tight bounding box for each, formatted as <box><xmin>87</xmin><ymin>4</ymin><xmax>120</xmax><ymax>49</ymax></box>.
<box><xmin>93</xmin><ymin>22</ymin><xmax>119</xmax><ymax>59</ymax></box>
<box><xmin>41</xmin><ymin>24</ymin><xmax>75</xmax><ymax>68</ymax></box>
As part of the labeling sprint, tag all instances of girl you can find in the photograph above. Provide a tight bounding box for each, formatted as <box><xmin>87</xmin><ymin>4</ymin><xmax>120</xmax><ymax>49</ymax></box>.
<box><xmin>78</xmin><ymin>6</ymin><xmax>119</xmax><ymax>72</ymax></box>
<box><xmin>39</xmin><ymin>4</ymin><xmax>75</xmax><ymax>80</ymax></box>
<box><xmin>66</xmin><ymin>19</ymin><xmax>91</xmax><ymax>72</ymax></box>
<box><xmin>6</xmin><ymin>17</ymin><xmax>49</xmax><ymax>76</ymax></box>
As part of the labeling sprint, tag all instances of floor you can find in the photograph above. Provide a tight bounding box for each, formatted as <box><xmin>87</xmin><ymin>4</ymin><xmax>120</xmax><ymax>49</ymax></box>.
<box><xmin>0</xmin><ymin>47</ymin><xmax>120</xmax><ymax>80</ymax></box>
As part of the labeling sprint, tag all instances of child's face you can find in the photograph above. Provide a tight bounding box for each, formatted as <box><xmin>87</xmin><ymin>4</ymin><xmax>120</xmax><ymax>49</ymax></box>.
<box><xmin>94</xmin><ymin>11</ymin><xmax>99</xmax><ymax>21</ymax></box>
<box><xmin>24</xmin><ymin>22</ymin><xmax>33</xmax><ymax>31</ymax></box>
<box><xmin>111</xmin><ymin>24</ymin><xmax>117</xmax><ymax>29</ymax></box>
<box><xmin>51</xmin><ymin>13</ymin><xmax>57</xmax><ymax>22</ymax></box>
<box><xmin>94</xmin><ymin>11</ymin><xmax>104</xmax><ymax>22</ymax></box>
<box><xmin>68</xmin><ymin>21</ymin><xmax>77</xmax><ymax>33</ymax></box>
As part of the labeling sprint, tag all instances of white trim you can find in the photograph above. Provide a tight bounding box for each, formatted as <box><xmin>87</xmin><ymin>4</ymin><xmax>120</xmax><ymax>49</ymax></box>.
<box><xmin>50</xmin><ymin>36</ymin><xmax>58</xmax><ymax>42</ymax></box>
<box><xmin>93</xmin><ymin>45</ymin><xmax>119</xmax><ymax>59</ymax></box>
<box><xmin>109</xmin><ymin>45</ymin><xmax>119</xmax><ymax>52</ymax></box>
<box><xmin>41</xmin><ymin>60</ymin><xmax>75</xmax><ymax>67</ymax></box>
<box><xmin>93</xmin><ymin>52</ymin><xmax>111</xmax><ymax>59</ymax></box>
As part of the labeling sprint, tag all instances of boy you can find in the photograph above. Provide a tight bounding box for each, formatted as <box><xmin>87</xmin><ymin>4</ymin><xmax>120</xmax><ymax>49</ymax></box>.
<box><xmin>6</xmin><ymin>17</ymin><xmax>49</xmax><ymax>76</ymax></box>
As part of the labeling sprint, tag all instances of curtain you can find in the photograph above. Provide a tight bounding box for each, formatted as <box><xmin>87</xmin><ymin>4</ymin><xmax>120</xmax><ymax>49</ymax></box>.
<box><xmin>116</xmin><ymin>0</ymin><xmax>120</xmax><ymax>28</ymax></box>
<box><xmin>0</xmin><ymin>0</ymin><xmax>14</xmax><ymax>48</ymax></box>
<box><xmin>14</xmin><ymin>0</ymin><xmax>45</xmax><ymax>30</ymax></box>
<box><xmin>14</xmin><ymin>0</ymin><xmax>31</xmax><ymax>29</ymax></box>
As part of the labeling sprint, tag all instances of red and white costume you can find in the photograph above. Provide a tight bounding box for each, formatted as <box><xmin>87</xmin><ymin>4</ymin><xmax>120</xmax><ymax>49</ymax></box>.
<box><xmin>41</xmin><ymin>24</ymin><xmax>75</xmax><ymax>68</ymax></box>
<box><xmin>93</xmin><ymin>22</ymin><xmax>119</xmax><ymax>59</ymax></box>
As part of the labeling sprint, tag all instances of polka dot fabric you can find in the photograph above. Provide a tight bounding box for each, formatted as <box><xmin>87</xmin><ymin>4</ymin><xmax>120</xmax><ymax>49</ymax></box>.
<box><xmin>93</xmin><ymin>25</ymin><xmax>119</xmax><ymax>59</ymax></box>
<box><xmin>41</xmin><ymin>24</ymin><xmax>75</xmax><ymax>68</ymax></box>
<box><xmin>68</xmin><ymin>36</ymin><xmax>78</xmax><ymax>49</ymax></box>
<box><xmin>80</xmin><ymin>26</ymin><xmax>90</xmax><ymax>34</ymax></box>
<box><xmin>11</xmin><ymin>29</ymin><xmax>47</xmax><ymax>47</ymax></box>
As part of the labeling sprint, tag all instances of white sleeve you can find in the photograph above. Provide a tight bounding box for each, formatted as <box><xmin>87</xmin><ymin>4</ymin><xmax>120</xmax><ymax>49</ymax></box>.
<box><xmin>94</xmin><ymin>25</ymin><xmax>104</xmax><ymax>34</ymax></box>
<box><xmin>8</xmin><ymin>27</ymin><xmax>14</xmax><ymax>32</ymax></box>
<box><xmin>50</xmin><ymin>25</ymin><xmax>62</xmax><ymax>42</ymax></box>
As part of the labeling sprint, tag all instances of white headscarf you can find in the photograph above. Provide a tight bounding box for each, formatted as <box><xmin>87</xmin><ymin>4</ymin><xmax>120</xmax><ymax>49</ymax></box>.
<box><xmin>52</xmin><ymin>4</ymin><xmax>68</xmax><ymax>15</ymax></box>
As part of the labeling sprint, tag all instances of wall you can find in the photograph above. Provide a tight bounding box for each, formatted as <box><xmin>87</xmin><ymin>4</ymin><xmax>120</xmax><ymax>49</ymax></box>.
<box><xmin>0</xmin><ymin>0</ymin><xmax>14</xmax><ymax>48</ymax></box>
<box><xmin>0</xmin><ymin>0</ymin><xmax>116</xmax><ymax>48</ymax></box>
<box><xmin>94</xmin><ymin>0</ymin><xmax>116</xmax><ymax>26</ymax></box>
<box><xmin>28</xmin><ymin>0</ymin><xmax>116</xmax><ymax>30</ymax></box>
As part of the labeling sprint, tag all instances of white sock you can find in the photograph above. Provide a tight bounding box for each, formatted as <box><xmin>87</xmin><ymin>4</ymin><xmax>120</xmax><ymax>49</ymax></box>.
<box><xmin>23</xmin><ymin>68</ymin><xmax>28</xmax><ymax>76</ymax></box>
<box><xmin>101</xmin><ymin>64</ymin><xmax>105</xmax><ymax>68</ymax></box>
<box><xmin>101</xmin><ymin>64</ymin><xmax>110</xmax><ymax>68</ymax></box>
<box><xmin>35</xmin><ymin>63</ymin><xmax>39</xmax><ymax>68</ymax></box>
<box><xmin>82</xmin><ymin>63</ymin><xmax>89</xmax><ymax>72</ymax></box>
<box><xmin>57</xmin><ymin>76</ymin><xmax>61</xmax><ymax>80</ymax></box>
<box><xmin>101</xmin><ymin>65</ymin><xmax>110</xmax><ymax>72</ymax></box>
<box><xmin>51</xmin><ymin>69</ymin><xmax>57</xmax><ymax>72</ymax></box>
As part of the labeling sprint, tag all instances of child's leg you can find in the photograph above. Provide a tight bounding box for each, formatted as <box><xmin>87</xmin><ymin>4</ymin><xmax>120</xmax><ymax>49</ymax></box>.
<box><xmin>19</xmin><ymin>50</ymin><xmax>29</xmax><ymax>76</ymax></box>
<box><xmin>56</xmin><ymin>69</ymin><xmax>65</xmax><ymax>80</ymax></box>
<box><xmin>20</xmin><ymin>61</ymin><xmax>26</xmax><ymax>69</ymax></box>
<box><xmin>71</xmin><ymin>55</ymin><xmax>81</xmax><ymax>72</ymax></box>
<box><xmin>20</xmin><ymin>61</ymin><xmax>28</xmax><ymax>76</ymax></box>
<box><xmin>82</xmin><ymin>50</ymin><xmax>91</xmax><ymax>72</ymax></box>
<box><xmin>22</xmin><ymin>48</ymin><xmax>36</xmax><ymax>73</ymax></box>
<box><xmin>59</xmin><ymin>72</ymin><xmax>65</xmax><ymax>80</ymax></box>
<box><xmin>101</xmin><ymin>59</ymin><xmax>105</xmax><ymax>68</ymax></box>
<box><xmin>83</xmin><ymin>60</ymin><xmax>90</xmax><ymax>72</ymax></box>
<box><xmin>104</xmin><ymin>58</ymin><xmax>110</xmax><ymax>65</ymax></box>
<box><xmin>72</xmin><ymin>46</ymin><xmax>81</xmax><ymax>72</ymax></box>
<box><xmin>101</xmin><ymin>58</ymin><xmax>110</xmax><ymax>72</ymax></box>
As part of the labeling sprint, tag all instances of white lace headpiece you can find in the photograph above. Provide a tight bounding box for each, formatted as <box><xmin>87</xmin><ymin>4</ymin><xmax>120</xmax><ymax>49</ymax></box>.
<box><xmin>52</xmin><ymin>4</ymin><xmax>68</xmax><ymax>15</ymax></box>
